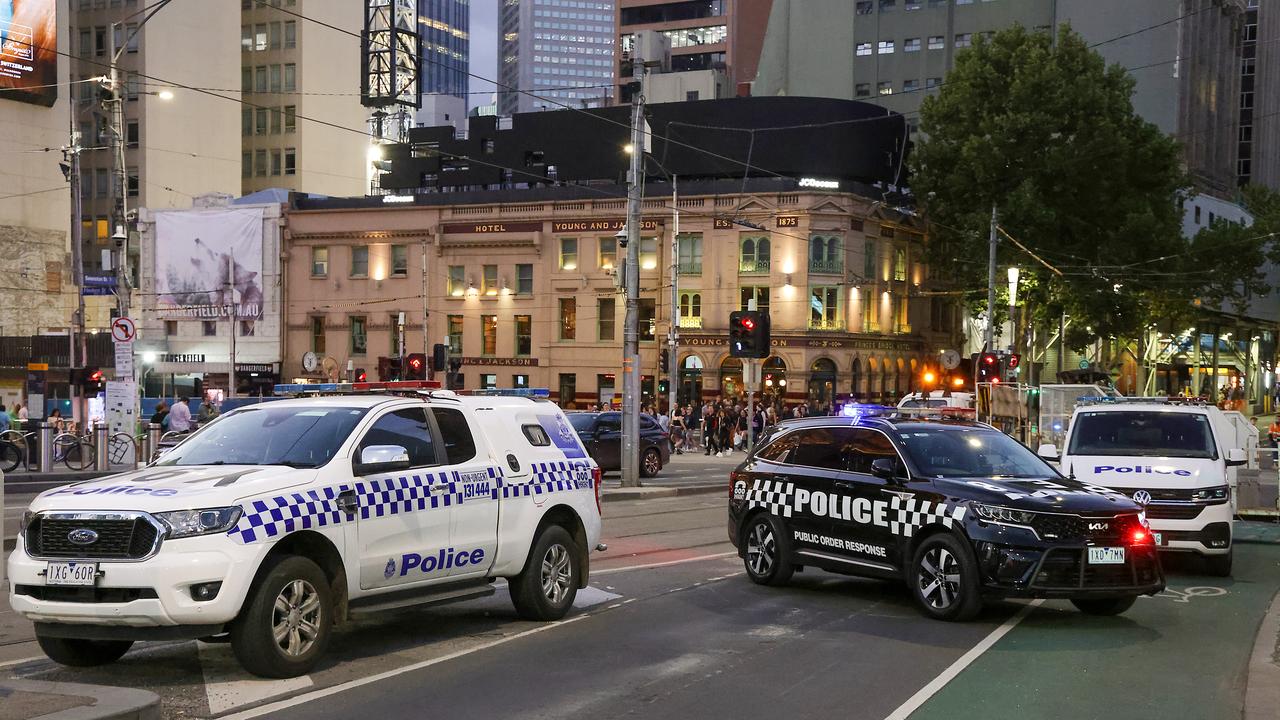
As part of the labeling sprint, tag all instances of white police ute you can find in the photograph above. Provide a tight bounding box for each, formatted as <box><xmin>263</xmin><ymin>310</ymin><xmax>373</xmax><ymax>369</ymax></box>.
<box><xmin>9</xmin><ymin>385</ymin><xmax>603</xmax><ymax>678</ymax></box>
<box><xmin>1044</xmin><ymin>397</ymin><xmax>1244</xmax><ymax>577</ymax></box>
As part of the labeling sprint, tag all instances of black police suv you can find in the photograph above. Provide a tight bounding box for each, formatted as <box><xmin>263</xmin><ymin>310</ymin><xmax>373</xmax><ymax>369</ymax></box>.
<box><xmin>728</xmin><ymin>415</ymin><xmax>1165</xmax><ymax>620</ymax></box>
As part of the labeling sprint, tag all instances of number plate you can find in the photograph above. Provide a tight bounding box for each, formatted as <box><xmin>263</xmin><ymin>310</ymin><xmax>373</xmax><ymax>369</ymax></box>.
<box><xmin>1152</xmin><ymin>532</ymin><xmax>1163</xmax><ymax>546</ymax></box>
<box><xmin>46</xmin><ymin>562</ymin><xmax>98</xmax><ymax>586</ymax></box>
<box><xmin>1087</xmin><ymin>547</ymin><xmax>1125</xmax><ymax>565</ymax></box>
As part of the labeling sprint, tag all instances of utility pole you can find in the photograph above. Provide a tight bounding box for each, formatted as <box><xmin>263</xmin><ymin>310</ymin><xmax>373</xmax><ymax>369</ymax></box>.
<box><xmin>667</xmin><ymin>174</ymin><xmax>679</xmax><ymax>421</ymax></box>
<box><xmin>984</xmin><ymin>204</ymin><xmax>998</xmax><ymax>351</ymax></box>
<box><xmin>621</xmin><ymin>59</ymin><xmax>645</xmax><ymax>488</ymax></box>
<box><xmin>226</xmin><ymin>254</ymin><xmax>237</xmax><ymax>399</ymax></box>
<box><xmin>65</xmin><ymin>123</ymin><xmax>87</xmax><ymax>427</ymax></box>
<box><xmin>107</xmin><ymin>24</ymin><xmax>129</xmax><ymax>322</ymax></box>
<box><xmin>421</xmin><ymin>235</ymin><xmax>430</xmax><ymax>380</ymax></box>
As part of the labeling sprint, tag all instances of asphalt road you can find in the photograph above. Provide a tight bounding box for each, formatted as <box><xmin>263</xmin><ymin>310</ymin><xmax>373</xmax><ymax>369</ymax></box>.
<box><xmin>3</xmin><ymin>485</ymin><xmax>1279</xmax><ymax>720</ymax></box>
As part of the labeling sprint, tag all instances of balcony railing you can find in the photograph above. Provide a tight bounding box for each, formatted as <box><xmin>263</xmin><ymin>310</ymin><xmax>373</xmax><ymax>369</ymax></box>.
<box><xmin>678</xmin><ymin>316</ymin><xmax>703</xmax><ymax>329</ymax></box>
<box><xmin>808</xmin><ymin>258</ymin><xmax>844</xmax><ymax>275</ymax></box>
<box><xmin>808</xmin><ymin>319</ymin><xmax>845</xmax><ymax>332</ymax></box>
<box><xmin>739</xmin><ymin>258</ymin><xmax>771</xmax><ymax>274</ymax></box>
<box><xmin>677</xmin><ymin>261</ymin><xmax>702</xmax><ymax>275</ymax></box>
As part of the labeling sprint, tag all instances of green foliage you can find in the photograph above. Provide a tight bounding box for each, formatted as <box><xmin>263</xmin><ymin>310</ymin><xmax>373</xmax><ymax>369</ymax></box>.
<box><xmin>909</xmin><ymin>25</ymin><xmax>1262</xmax><ymax>350</ymax></box>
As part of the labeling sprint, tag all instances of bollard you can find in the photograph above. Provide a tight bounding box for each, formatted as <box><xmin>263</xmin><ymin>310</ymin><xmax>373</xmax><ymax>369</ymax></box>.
<box><xmin>94</xmin><ymin>422</ymin><xmax>110</xmax><ymax>471</ymax></box>
<box><xmin>37</xmin><ymin>422</ymin><xmax>54</xmax><ymax>474</ymax></box>
<box><xmin>145</xmin><ymin>422</ymin><xmax>162</xmax><ymax>465</ymax></box>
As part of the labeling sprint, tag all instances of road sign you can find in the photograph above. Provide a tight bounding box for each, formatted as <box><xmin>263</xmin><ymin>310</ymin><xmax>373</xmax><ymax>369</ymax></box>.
<box><xmin>114</xmin><ymin>340</ymin><xmax>134</xmax><ymax>378</ymax></box>
<box><xmin>111</xmin><ymin>316</ymin><xmax>137</xmax><ymax>343</ymax></box>
<box><xmin>1079</xmin><ymin>359</ymin><xmax>1090</xmax><ymax>370</ymax></box>
<box><xmin>743</xmin><ymin>358</ymin><xmax>762</xmax><ymax>388</ymax></box>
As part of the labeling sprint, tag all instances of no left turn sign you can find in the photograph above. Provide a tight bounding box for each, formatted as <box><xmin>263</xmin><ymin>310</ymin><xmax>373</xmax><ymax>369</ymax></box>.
<box><xmin>111</xmin><ymin>316</ymin><xmax>137</xmax><ymax>343</ymax></box>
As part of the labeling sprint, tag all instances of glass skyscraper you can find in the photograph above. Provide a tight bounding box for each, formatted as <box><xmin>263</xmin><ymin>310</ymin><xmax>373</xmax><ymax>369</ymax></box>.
<box><xmin>419</xmin><ymin>0</ymin><xmax>469</xmax><ymax>99</ymax></box>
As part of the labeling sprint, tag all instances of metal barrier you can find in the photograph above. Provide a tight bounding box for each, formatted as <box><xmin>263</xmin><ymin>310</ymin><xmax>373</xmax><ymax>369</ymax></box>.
<box><xmin>1238</xmin><ymin>447</ymin><xmax>1280</xmax><ymax>519</ymax></box>
<box><xmin>94</xmin><ymin>423</ymin><xmax>110</xmax><ymax>471</ymax></box>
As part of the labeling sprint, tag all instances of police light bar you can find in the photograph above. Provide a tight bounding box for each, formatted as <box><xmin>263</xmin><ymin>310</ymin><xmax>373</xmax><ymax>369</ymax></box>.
<box><xmin>839</xmin><ymin>403</ymin><xmax>895</xmax><ymax>420</ymax></box>
<box><xmin>273</xmin><ymin>380</ymin><xmax>442</xmax><ymax>395</ymax></box>
<box><xmin>1075</xmin><ymin>396</ymin><xmax>1211</xmax><ymax>406</ymax></box>
<box><xmin>457</xmin><ymin>388</ymin><xmax>551</xmax><ymax>398</ymax></box>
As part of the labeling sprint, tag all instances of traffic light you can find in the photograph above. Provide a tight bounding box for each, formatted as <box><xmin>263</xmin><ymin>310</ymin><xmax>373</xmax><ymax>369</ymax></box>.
<box><xmin>1002</xmin><ymin>353</ymin><xmax>1022</xmax><ymax>382</ymax></box>
<box><xmin>658</xmin><ymin>379</ymin><xmax>669</xmax><ymax>394</ymax></box>
<box><xmin>976</xmin><ymin>352</ymin><xmax>1000</xmax><ymax>384</ymax></box>
<box><xmin>379</xmin><ymin>356</ymin><xmax>402</xmax><ymax>382</ymax></box>
<box><xmin>432</xmin><ymin>343</ymin><xmax>448</xmax><ymax>372</ymax></box>
<box><xmin>660</xmin><ymin>352</ymin><xmax>669</xmax><ymax>373</ymax></box>
<box><xmin>79</xmin><ymin>367</ymin><xmax>104</xmax><ymax>394</ymax></box>
<box><xmin>354</xmin><ymin>367</ymin><xmax>367</xmax><ymax>382</ymax></box>
<box><xmin>729</xmin><ymin>310</ymin><xmax>770</xmax><ymax>358</ymax></box>
<box><xmin>405</xmin><ymin>353</ymin><xmax>427</xmax><ymax>380</ymax></box>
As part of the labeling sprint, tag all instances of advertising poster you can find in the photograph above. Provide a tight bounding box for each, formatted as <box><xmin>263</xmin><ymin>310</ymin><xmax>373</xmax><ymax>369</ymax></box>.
<box><xmin>154</xmin><ymin>208</ymin><xmax>265</xmax><ymax>321</ymax></box>
<box><xmin>0</xmin><ymin>0</ymin><xmax>57</xmax><ymax>106</ymax></box>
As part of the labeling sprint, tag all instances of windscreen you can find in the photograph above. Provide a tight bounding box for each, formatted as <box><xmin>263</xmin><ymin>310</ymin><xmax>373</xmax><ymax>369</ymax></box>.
<box><xmin>897</xmin><ymin>427</ymin><xmax>1059</xmax><ymax>479</ymax></box>
<box><xmin>567</xmin><ymin>414</ymin><xmax>597</xmax><ymax>432</ymax></box>
<box><xmin>157</xmin><ymin>406</ymin><xmax>369</xmax><ymax>468</ymax></box>
<box><xmin>899</xmin><ymin>399</ymin><xmax>948</xmax><ymax>409</ymax></box>
<box><xmin>1067</xmin><ymin>411</ymin><xmax>1217</xmax><ymax>459</ymax></box>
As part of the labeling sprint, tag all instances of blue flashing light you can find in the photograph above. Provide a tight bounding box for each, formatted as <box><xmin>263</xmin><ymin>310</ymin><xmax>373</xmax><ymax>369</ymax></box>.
<box><xmin>273</xmin><ymin>383</ymin><xmax>343</xmax><ymax>394</ymax></box>
<box><xmin>840</xmin><ymin>403</ymin><xmax>894</xmax><ymax>420</ymax></box>
<box><xmin>468</xmin><ymin>388</ymin><xmax>551</xmax><ymax>398</ymax></box>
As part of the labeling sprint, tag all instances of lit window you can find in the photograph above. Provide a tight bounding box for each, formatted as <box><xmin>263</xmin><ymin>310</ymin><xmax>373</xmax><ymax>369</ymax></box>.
<box><xmin>878</xmin><ymin>40</ymin><xmax>894</xmax><ymax>54</ymax></box>
<box><xmin>559</xmin><ymin>237</ymin><xmax>578</xmax><ymax>270</ymax></box>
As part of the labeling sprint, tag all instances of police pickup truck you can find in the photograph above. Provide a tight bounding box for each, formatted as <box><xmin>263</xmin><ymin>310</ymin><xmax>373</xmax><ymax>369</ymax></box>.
<box><xmin>9</xmin><ymin>385</ymin><xmax>602</xmax><ymax>678</ymax></box>
<box><xmin>1043</xmin><ymin>397</ymin><xmax>1245</xmax><ymax>576</ymax></box>
<box><xmin>730</xmin><ymin>413</ymin><xmax>1164</xmax><ymax>621</ymax></box>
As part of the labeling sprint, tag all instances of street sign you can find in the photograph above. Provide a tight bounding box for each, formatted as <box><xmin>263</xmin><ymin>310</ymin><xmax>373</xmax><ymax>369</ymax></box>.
<box><xmin>743</xmin><ymin>358</ymin><xmax>762</xmax><ymax>388</ymax></box>
<box><xmin>110</xmin><ymin>316</ymin><xmax>137</xmax><ymax>343</ymax></box>
<box><xmin>114</xmin><ymin>340</ymin><xmax>133</xmax><ymax>378</ymax></box>
<box><xmin>1079</xmin><ymin>359</ymin><xmax>1090</xmax><ymax>370</ymax></box>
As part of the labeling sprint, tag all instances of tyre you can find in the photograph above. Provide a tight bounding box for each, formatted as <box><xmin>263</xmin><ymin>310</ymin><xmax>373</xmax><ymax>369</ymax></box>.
<box><xmin>909</xmin><ymin>533</ymin><xmax>983</xmax><ymax>621</ymax></box>
<box><xmin>640</xmin><ymin>447</ymin><xmax>663</xmax><ymax>478</ymax></box>
<box><xmin>1205</xmin><ymin>549</ymin><xmax>1233</xmax><ymax>577</ymax></box>
<box><xmin>742</xmin><ymin>513</ymin><xmax>794</xmax><ymax>586</ymax></box>
<box><xmin>510</xmin><ymin>525</ymin><xmax>579</xmax><ymax>620</ymax></box>
<box><xmin>1</xmin><ymin>441</ymin><xmax>21</xmax><ymax>473</ymax></box>
<box><xmin>230</xmin><ymin>555</ymin><xmax>333</xmax><ymax>679</ymax></box>
<box><xmin>63</xmin><ymin>441</ymin><xmax>94</xmax><ymax>471</ymax></box>
<box><xmin>1070</xmin><ymin>596</ymin><xmax>1137</xmax><ymax>616</ymax></box>
<box><xmin>36</xmin><ymin>635</ymin><xmax>133</xmax><ymax>667</ymax></box>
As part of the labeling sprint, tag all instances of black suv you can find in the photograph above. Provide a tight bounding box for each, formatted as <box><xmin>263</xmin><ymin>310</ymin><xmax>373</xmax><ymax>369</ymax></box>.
<box><xmin>567</xmin><ymin>411</ymin><xmax>671</xmax><ymax>477</ymax></box>
<box><xmin>728</xmin><ymin>415</ymin><xmax>1164</xmax><ymax>620</ymax></box>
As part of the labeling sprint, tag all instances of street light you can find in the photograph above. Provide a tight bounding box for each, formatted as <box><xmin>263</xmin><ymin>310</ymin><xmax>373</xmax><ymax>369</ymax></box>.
<box><xmin>156</xmin><ymin>89</ymin><xmax>174</xmax><ymax>101</ymax></box>
<box><xmin>1007</xmin><ymin>267</ymin><xmax>1020</xmax><ymax>355</ymax></box>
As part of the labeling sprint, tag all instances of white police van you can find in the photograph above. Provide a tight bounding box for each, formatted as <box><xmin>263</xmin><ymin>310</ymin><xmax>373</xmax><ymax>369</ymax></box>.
<box><xmin>1043</xmin><ymin>397</ymin><xmax>1244</xmax><ymax>576</ymax></box>
<box><xmin>9</xmin><ymin>384</ymin><xmax>603</xmax><ymax>677</ymax></box>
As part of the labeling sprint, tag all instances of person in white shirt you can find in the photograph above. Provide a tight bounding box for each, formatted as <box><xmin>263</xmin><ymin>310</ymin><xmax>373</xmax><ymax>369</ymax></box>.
<box><xmin>168</xmin><ymin>395</ymin><xmax>193</xmax><ymax>433</ymax></box>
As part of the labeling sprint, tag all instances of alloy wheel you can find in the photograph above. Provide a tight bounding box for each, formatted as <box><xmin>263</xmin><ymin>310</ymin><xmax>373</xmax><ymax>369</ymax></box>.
<box><xmin>918</xmin><ymin>547</ymin><xmax>962</xmax><ymax>610</ymax></box>
<box><xmin>746</xmin><ymin>522</ymin><xmax>775</xmax><ymax>577</ymax></box>
<box><xmin>271</xmin><ymin>579</ymin><xmax>322</xmax><ymax>657</ymax></box>
<box><xmin>540</xmin><ymin>543</ymin><xmax>572</xmax><ymax>605</ymax></box>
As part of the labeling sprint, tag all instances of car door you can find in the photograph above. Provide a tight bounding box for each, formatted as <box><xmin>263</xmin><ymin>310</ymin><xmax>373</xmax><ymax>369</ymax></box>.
<box><xmin>594</xmin><ymin>413</ymin><xmax>622</xmax><ymax>470</ymax></box>
<box><xmin>353</xmin><ymin>407</ymin><xmax>451</xmax><ymax>590</ymax></box>
<box><xmin>769</xmin><ymin>427</ymin><xmax>846</xmax><ymax>560</ymax></box>
<box><xmin>430</xmin><ymin>406</ymin><xmax>500</xmax><ymax>577</ymax></box>
<box><xmin>826</xmin><ymin>427</ymin><xmax>902</xmax><ymax>571</ymax></box>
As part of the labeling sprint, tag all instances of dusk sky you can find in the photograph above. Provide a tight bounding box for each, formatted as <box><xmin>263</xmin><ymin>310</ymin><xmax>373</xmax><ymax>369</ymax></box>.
<box><xmin>469</xmin><ymin>0</ymin><xmax>498</xmax><ymax>109</ymax></box>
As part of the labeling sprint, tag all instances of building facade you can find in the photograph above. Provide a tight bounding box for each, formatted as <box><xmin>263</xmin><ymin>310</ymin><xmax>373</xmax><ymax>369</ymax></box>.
<box><xmin>498</xmin><ymin>0</ymin><xmax>615</xmax><ymax>115</ymax></box>
<box><xmin>616</xmin><ymin>0</ymin><xmax>774</xmax><ymax>102</ymax></box>
<box><xmin>1251</xmin><ymin>0</ymin><xmax>1280</xmax><ymax>189</ymax></box>
<box><xmin>70</xmin><ymin>0</ymin><xmax>241</xmax><ymax>275</ymax></box>
<box><xmin>282</xmin><ymin>182</ymin><xmax>962</xmax><ymax>410</ymax></box>
<box><xmin>240</xmin><ymin>0</ymin><xmax>367</xmax><ymax>197</ymax></box>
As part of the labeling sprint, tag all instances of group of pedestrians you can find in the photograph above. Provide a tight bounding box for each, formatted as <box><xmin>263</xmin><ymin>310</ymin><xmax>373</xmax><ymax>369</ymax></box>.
<box><xmin>652</xmin><ymin>398</ymin><xmax>845</xmax><ymax>457</ymax></box>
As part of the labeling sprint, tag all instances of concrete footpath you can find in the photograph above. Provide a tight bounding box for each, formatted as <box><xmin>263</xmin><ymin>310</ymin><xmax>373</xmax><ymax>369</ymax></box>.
<box><xmin>0</xmin><ymin>679</ymin><xmax>159</xmax><ymax>720</ymax></box>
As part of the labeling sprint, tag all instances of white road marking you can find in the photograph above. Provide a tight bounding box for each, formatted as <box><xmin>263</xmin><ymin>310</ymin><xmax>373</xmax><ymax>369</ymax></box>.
<box><xmin>0</xmin><ymin>655</ymin><xmax>42</xmax><ymax>670</ymax></box>
<box><xmin>883</xmin><ymin>600</ymin><xmax>1043</xmax><ymax>720</ymax></box>
<box><xmin>218</xmin><ymin>614</ymin><xmax>591</xmax><ymax>720</ymax></box>
<box><xmin>571</xmin><ymin>585</ymin><xmax>623</xmax><ymax>608</ymax></box>
<box><xmin>593</xmin><ymin>551</ymin><xmax>738</xmax><ymax>576</ymax></box>
<box><xmin>198</xmin><ymin>642</ymin><xmax>313</xmax><ymax>715</ymax></box>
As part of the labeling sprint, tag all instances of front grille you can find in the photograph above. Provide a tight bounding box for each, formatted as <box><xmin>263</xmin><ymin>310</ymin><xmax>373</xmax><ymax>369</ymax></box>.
<box><xmin>1027</xmin><ymin>514</ymin><xmax>1086</xmax><ymax>542</ymax></box>
<box><xmin>1145</xmin><ymin>504</ymin><xmax>1204</xmax><ymax>520</ymax></box>
<box><xmin>14</xmin><ymin>585</ymin><xmax>158</xmax><ymax>603</ymax></box>
<box><xmin>1027</xmin><ymin>512</ymin><xmax>1144</xmax><ymax>544</ymax></box>
<box><xmin>28</xmin><ymin>517</ymin><xmax>160</xmax><ymax>559</ymax></box>
<box><xmin>1031</xmin><ymin>545</ymin><xmax>1160</xmax><ymax>590</ymax></box>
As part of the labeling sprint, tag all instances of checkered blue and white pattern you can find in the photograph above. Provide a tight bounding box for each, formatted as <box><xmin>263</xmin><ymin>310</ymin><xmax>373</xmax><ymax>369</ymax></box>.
<box><xmin>746</xmin><ymin>479</ymin><xmax>795</xmax><ymax>518</ymax></box>
<box><xmin>888</xmin><ymin>494</ymin><xmax>966</xmax><ymax>538</ymax></box>
<box><xmin>228</xmin><ymin>463</ymin><xmax>593</xmax><ymax>545</ymax></box>
<box><xmin>500</xmin><ymin>461</ymin><xmax>593</xmax><ymax>498</ymax></box>
<box><xmin>228</xmin><ymin>487</ymin><xmax>347</xmax><ymax>544</ymax></box>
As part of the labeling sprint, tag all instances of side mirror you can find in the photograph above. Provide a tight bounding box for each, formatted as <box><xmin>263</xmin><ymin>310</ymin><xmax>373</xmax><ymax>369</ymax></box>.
<box><xmin>1037</xmin><ymin>444</ymin><xmax>1060</xmax><ymax>461</ymax></box>
<box><xmin>870</xmin><ymin>458</ymin><xmax>898</xmax><ymax>481</ymax></box>
<box><xmin>355</xmin><ymin>445</ymin><xmax>411</xmax><ymax>475</ymax></box>
<box><xmin>1225</xmin><ymin>448</ymin><xmax>1247</xmax><ymax>467</ymax></box>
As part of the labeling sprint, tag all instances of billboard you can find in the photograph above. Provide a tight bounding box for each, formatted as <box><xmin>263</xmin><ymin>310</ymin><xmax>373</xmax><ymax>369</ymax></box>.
<box><xmin>154</xmin><ymin>208</ymin><xmax>265</xmax><ymax>322</ymax></box>
<box><xmin>0</xmin><ymin>0</ymin><xmax>57</xmax><ymax>107</ymax></box>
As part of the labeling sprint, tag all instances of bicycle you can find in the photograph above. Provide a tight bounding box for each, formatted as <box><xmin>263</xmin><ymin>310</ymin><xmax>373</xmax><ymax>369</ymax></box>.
<box><xmin>0</xmin><ymin>428</ymin><xmax>97</xmax><ymax>472</ymax></box>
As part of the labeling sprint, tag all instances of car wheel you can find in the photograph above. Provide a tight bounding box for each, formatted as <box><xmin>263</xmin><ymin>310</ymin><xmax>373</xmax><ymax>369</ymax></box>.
<box><xmin>36</xmin><ymin>635</ymin><xmax>133</xmax><ymax>667</ymax></box>
<box><xmin>909</xmin><ymin>533</ymin><xmax>982</xmax><ymax>621</ymax></box>
<box><xmin>510</xmin><ymin>524</ymin><xmax>579</xmax><ymax>620</ymax></box>
<box><xmin>742</xmin><ymin>514</ymin><xmax>793</xmax><ymax>586</ymax></box>
<box><xmin>640</xmin><ymin>448</ymin><xmax>662</xmax><ymax>478</ymax></box>
<box><xmin>230</xmin><ymin>555</ymin><xmax>333</xmax><ymax>679</ymax></box>
<box><xmin>1205</xmin><ymin>549</ymin><xmax>1233</xmax><ymax>577</ymax></box>
<box><xmin>1070</xmin><ymin>596</ymin><xmax>1137</xmax><ymax>616</ymax></box>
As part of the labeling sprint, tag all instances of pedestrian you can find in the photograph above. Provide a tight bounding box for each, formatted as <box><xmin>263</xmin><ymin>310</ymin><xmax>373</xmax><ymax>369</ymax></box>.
<box><xmin>48</xmin><ymin>408</ymin><xmax>67</xmax><ymax>434</ymax></box>
<box><xmin>197</xmin><ymin>398</ymin><xmax>219</xmax><ymax>424</ymax></box>
<box><xmin>670</xmin><ymin>406</ymin><xmax>685</xmax><ymax>454</ymax></box>
<box><xmin>717</xmin><ymin>408</ymin><xmax>732</xmax><ymax>457</ymax></box>
<box><xmin>0</xmin><ymin>404</ymin><xmax>9</xmax><ymax>434</ymax></box>
<box><xmin>150</xmin><ymin>402</ymin><xmax>169</xmax><ymax>431</ymax></box>
<box><xmin>169</xmin><ymin>395</ymin><xmax>193</xmax><ymax>433</ymax></box>
<box><xmin>704</xmin><ymin>410</ymin><xmax>720</xmax><ymax>456</ymax></box>
<box><xmin>17</xmin><ymin>402</ymin><xmax>27</xmax><ymax>426</ymax></box>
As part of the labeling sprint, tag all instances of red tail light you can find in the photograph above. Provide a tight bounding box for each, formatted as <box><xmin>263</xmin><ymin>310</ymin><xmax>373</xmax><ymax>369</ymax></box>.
<box><xmin>592</xmin><ymin>466</ymin><xmax>603</xmax><ymax>515</ymax></box>
<box><xmin>1130</xmin><ymin>528</ymin><xmax>1150</xmax><ymax>544</ymax></box>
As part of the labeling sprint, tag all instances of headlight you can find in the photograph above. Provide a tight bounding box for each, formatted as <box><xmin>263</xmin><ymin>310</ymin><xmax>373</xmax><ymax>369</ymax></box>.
<box><xmin>154</xmin><ymin>507</ymin><xmax>243</xmax><ymax>539</ymax></box>
<box><xmin>972</xmin><ymin>503</ymin><xmax>1036</xmax><ymax>525</ymax></box>
<box><xmin>19</xmin><ymin>510</ymin><xmax>35</xmax><ymax>533</ymax></box>
<box><xmin>1191</xmin><ymin>486</ymin><xmax>1228</xmax><ymax>501</ymax></box>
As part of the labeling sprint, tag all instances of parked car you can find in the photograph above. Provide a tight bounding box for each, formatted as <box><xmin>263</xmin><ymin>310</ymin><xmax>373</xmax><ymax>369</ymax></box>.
<box><xmin>567</xmin><ymin>411</ymin><xmax>670</xmax><ymax>477</ymax></box>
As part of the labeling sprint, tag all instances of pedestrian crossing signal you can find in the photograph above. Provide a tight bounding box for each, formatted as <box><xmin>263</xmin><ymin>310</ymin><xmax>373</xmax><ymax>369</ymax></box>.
<box><xmin>729</xmin><ymin>310</ymin><xmax>770</xmax><ymax>358</ymax></box>
<box><xmin>405</xmin><ymin>353</ymin><xmax>427</xmax><ymax>380</ymax></box>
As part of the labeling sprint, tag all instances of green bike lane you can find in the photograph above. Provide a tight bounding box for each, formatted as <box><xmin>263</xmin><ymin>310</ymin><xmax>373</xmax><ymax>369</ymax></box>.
<box><xmin>907</xmin><ymin>534</ymin><xmax>1280</xmax><ymax>720</ymax></box>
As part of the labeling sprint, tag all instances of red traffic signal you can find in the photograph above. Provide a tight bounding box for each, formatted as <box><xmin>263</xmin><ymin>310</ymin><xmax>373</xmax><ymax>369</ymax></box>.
<box><xmin>355</xmin><ymin>368</ymin><xmax>367</xmax><ymax>382</ymax></box>
<box><xmin>405</xmin><ymin>353</ymin><xmax>427</xmax><ymax>380</ymax></box>
<box><xmin>89</xmin><ymin>369</ymin><xmax>104</xmax><ymax>382</ymax></box>
<box><xmin>729</xmin><ymin>310</ymin><xmax>770</xmax><ymax>358</ymax></box>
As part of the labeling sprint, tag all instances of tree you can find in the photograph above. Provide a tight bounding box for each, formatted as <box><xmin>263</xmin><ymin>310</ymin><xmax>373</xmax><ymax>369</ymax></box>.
<box><xmin>909</xmin><ymin>26</ymin><xmax>1264</xmax><ymax>351</ymax></box>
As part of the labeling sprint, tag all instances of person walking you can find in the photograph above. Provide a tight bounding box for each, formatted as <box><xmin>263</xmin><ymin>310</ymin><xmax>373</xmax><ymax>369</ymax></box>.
<box><xmin>670</xmin><ymin>406</ymin><xmax>685</xmax><ymax>455</ymax></box>
<box><xmin>0</xmin><ymin>404</ymin><xmax>9</xmax><ymax>434</ymax></box>
<box><xmin>150</xmin><ymin>402</ymin><xmax>170</xmax><ymax>431</ymax></box>
<box><xmin>717</xmin><ymin>408</ymin><xmax>733</xmax><ymax>457</ymax></box>
<box><xmin>704</xmin><ymin>409</ymin><xmax>720</xmax><ymax>456</ymax></box>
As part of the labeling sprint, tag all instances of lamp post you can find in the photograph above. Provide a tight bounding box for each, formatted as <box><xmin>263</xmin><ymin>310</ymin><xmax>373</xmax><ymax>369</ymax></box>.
<box><xmin>1007</xmin><ymin>266</ymin><xmax>1020</xmax><ymax>355</ymax></box>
